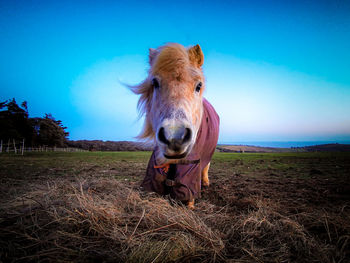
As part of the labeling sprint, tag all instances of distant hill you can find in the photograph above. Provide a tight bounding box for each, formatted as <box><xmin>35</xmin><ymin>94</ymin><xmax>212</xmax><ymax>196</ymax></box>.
<box><xmin>68</xmin><ymin>141</ymin><xmax>350</xmax><ymax>153</ymax></box>
<box><xmin>216</xmin><ymin>145</ymin><xmax>296</xmax><ymax>153</ymax></box>
<box><xmin>300</xmin><ymin>143</ymin><xmax>350</xmax><ymax>152</ymax></box>
<box><xmin>67</xmin><ymin>140</ymin><xmax>153</xmax><ymax>151</ymax></box>
<box><xmin>217</xmin><ymin>143</ymin><xmax>350</xmax><ymax>153</ymax></box>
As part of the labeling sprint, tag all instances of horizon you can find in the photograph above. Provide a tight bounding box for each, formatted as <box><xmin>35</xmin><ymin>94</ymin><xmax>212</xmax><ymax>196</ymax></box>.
<box><xmin>1</xmin><ymin>1</ymin><xmax>350</xmax><ymax>143</ymax></box>
<box><xmin>219</xmin><ymin>140</ymin><xmax>350</xmax><ymax>148</ymax></box>
<box><xmin>66</xmin><ymin>138</ymin><xmax>350</xmax><ymax>149</ymax></box>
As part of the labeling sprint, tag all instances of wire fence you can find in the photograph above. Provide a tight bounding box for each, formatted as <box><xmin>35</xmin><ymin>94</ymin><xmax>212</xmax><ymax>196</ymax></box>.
<box><xmin>0</xmin><ymin>139</ymin><xmax>87</xmax><ymax>155</ymax></box>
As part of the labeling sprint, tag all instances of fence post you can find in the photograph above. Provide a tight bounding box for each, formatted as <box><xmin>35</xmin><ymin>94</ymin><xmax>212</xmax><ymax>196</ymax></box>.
<box><xmin>13</xmin><ymin>139</ymin><xmax>17</xmax><ymax>154</ymax></box>
<box><xmin>0</xmin><ymin>140</ymin><xmax>2</xmax><ymax>153</ymax></box>
<box><xmin>22</xmin><ymin>139</ymin><xmax>25</xmax><ymax>155</ymax></box>
<box><xmin>7</xmin><ymin>139</ymin><xmax>10</xmax><ymax>153</ymax></box>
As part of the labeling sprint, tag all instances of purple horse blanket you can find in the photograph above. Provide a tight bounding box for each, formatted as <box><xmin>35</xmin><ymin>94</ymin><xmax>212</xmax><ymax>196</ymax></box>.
<box><xmin>141</xmin><ymin>98</ymin><xmax>220</xmax><ymax>201</ymax></box>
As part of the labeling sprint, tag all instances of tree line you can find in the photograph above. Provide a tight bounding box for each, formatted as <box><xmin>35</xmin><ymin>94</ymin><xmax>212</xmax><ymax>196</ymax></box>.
<box><xmin>67</xmin><ymin>140</ymin><xmax>153</xmax><ymax>151</ymax></box>
<box><xmin>0</xmin><ymin>98</ymin><xmax>69</xmax><ymax>147</ymax></box>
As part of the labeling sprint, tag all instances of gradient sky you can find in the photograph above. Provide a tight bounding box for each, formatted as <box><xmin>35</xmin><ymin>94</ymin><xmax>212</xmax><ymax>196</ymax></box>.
<box><xmin>1</xmin><ymin>0</ymin><xmax>350</xmax><ymax>143</ymax></box>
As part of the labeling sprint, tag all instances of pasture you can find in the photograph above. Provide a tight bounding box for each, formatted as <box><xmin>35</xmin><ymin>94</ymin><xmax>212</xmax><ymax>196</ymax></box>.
<box><xmin>0</xmin><ymin>151</ymin><xmax>349</xmax><ymax>262</ymax></box>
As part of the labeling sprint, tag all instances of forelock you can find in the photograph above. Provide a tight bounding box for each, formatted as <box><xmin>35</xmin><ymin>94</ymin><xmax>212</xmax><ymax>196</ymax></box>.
<box><xmin>151</xmin><ymin>43</ymin><xmax>191</xmax><ymax>81</ymax></box>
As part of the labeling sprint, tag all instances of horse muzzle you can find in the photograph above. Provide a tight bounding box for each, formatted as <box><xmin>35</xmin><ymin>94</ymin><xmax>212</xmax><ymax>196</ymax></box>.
<box><xmin>157</xmin><ymin>124</ymin><xmax>193</xmax><ymax>159</ymax></box>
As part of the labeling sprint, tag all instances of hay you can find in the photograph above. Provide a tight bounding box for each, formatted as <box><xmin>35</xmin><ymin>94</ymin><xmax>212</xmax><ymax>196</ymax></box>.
<box><xmin>0</xmin><ymin>178</ymin><xmax>349</xmax><ymax>262</ymax></box>
<box><xmin>0</xmin><ymin>179</ymin><xmax>223</xmax><ymax>262</ymax></box>
<box><xmin>224</xmin><ymin>198</ymin><xmax>329</xmax><ymax>262</ymax></box>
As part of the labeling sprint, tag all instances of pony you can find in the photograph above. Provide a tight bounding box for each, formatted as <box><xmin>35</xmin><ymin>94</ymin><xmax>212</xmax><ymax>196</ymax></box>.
<box><xmin>131</xmin><ymin>43</ymin><xmax>219</xmax><ymax>208</ymax></box>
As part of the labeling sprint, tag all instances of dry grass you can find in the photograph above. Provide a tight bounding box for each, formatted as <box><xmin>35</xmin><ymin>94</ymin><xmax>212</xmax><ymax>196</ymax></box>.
<box><xmin>1</xmin><ymin>152</ymin><xmax>349</xmax><ymax>262</ymax></box>
<box><xmin>224</xmin><ymin>199</ymin><xmax>329</xmax><ymax>262</ymax></box>
<box><xmin>1</xmin><ymin>178</ymin><xmax>349</xmax><ymax>262</ymax></box>
<box><xmin>0</xmin><ymin>179</ymin><xmax>224</xmax><ymax>262</ymax></box>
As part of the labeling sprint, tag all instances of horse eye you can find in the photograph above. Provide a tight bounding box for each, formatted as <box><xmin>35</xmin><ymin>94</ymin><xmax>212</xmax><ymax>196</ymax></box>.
<box><xmin>195</xmin><ymin>82</ymin><xmax>202</xmax><ymax>92</ymax></box>
<box><xmin>152</xmin><ymin>78</ymin><xmax>160</xmax><ymax>89</ymax></box>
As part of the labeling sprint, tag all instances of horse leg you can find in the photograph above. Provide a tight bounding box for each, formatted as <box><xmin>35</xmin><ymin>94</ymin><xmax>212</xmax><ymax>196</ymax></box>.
<box><xmin>188</xmin><ymin>199</ymin><xmax>195</xmax><ymax>209</ymax></box>
<box><xmin>201</xmin><ymin>162</ymin><xmax>210</xmax><ymax>187</ymax></box>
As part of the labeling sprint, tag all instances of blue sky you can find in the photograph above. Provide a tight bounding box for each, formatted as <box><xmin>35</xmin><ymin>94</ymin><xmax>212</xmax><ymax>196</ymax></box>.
<box><xmin>1</xmin><ymin>0</ymin><xmax>350</xmax><ymax>143</ymax></box>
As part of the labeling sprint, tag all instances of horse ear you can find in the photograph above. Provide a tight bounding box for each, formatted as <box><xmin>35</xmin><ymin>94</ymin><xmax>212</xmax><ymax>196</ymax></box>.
<box><xmin>188</xmin><ymin>44</ymin><xmax>204</xmax><ymax>67</ymax></box>
<box><xmin>149</xmin><ymin>48</ymin><xmax>157</xmax><ymax>65</ymax></box>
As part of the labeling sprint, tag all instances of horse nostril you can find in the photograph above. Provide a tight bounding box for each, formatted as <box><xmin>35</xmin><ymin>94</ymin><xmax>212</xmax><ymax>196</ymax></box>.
<box><xmin>182</xmin><ymin>128</ymin><xmax>192</xmax><ymax>144</ymax></box>
<box><xmin>158</xmin><ymin>127</ymin><xmax>170</xmax><ymax>145</ymax></box>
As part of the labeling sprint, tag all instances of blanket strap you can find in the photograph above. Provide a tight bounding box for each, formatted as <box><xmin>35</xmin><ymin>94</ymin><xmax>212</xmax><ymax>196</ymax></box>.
<box><xmin>154</xmin><ymin>163</ymin><xmax>170</xmax><ymax>173</ymax></box>
<box><xmin>154</xmin><ymin>159</ymin><xmax>201</xmax><ymax>189</ymax></box>
<box><xmin>165</xmin><ymin>179</ymin><xmax>177</xmax><ymax>186</ymax></box>
<box><xmin>153</xmin><ymin>158</ymin><xmax>200</xmax><ymax>173</ymax></box>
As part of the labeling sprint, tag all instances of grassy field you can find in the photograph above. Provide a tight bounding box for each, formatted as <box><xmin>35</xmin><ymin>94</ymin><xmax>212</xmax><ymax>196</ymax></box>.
<box><xmin>0</xmin><ymin>151</ymin><xmax>349</xmax><ymax>262</ymax></box>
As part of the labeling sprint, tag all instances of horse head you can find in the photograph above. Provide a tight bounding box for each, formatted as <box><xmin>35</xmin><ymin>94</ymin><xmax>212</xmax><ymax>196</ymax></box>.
<box><xmin>132</xmin><ymin>43</ymin><xmax>205</xmax><ymax>164</ymax></box>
